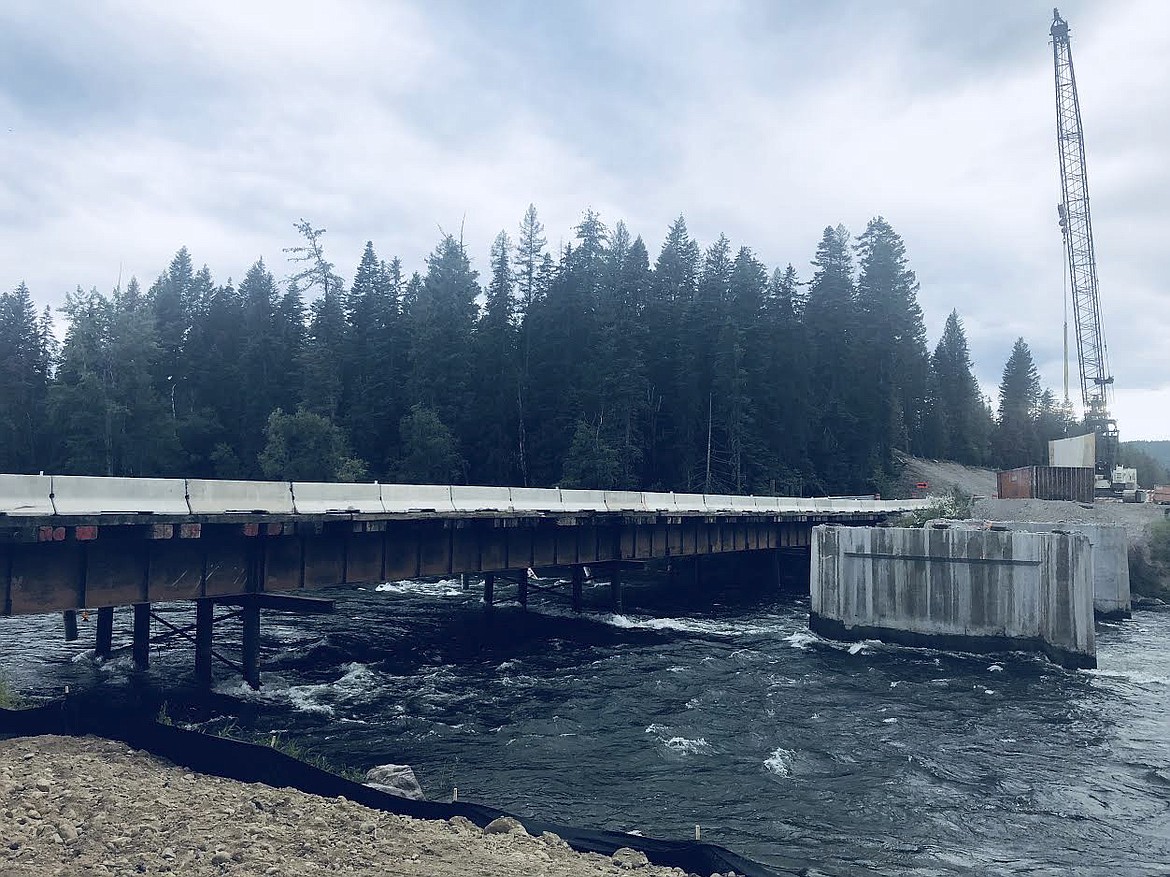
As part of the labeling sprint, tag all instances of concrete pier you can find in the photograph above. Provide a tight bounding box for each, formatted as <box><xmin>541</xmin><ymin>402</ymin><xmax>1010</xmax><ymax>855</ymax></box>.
<box><xmin>810</xmin><ymin>525</ymin><xmax>1096</xmax><ymax>669</ymax></box>
<box><xmin>930</xmin><ymin>519</ymin><xmax>1130</xmax><ymax>619</ymax></box>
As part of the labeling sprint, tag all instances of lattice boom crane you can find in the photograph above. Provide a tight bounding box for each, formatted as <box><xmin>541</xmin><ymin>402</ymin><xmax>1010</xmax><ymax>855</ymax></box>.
<box><xmin>1050</xmin><ymin>8</ymin><xmax>1119</xmax><ymax>479</ymax></box>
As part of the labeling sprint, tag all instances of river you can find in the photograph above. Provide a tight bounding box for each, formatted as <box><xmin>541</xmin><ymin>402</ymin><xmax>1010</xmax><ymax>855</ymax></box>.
<box><xmin>2</xmin><ymin>571</ymin><xmax>1168</xmax><ymax>876</ymax></box>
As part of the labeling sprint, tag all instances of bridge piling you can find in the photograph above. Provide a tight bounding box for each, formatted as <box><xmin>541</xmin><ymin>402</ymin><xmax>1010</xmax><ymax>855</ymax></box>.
<box><xmin>95</xmin><ymin>606</ymin><xmax>114</xmax><ymax>659</ymax></box>
<box><xmin>62</xmin><ymin>610</ymin><xmax>78</xmax><ymax>642</ymax></box>
<box><xmin>571</xmin><ymin>566</ymin><xmax>584</xmax><ymax>613</ymax></box>
<box><xmin>517</xmin><ymin>569</ymin><xmax>528</xmax><ymax>609</ymax></box>
<box><xmin>194</xmin><ymin>599</ymin><xmax>214</xmax><ymax>684</ymax></box>
<box><xmin>484</xmin><ymin>573</ymin><xmax>495</xmax><ymax>608</ymax></box>
<box><xmin>610</xmin><ymin>570</ymin><xmax>623</xmax><ymax>612</ymax></box>
<box><xmin>132</xmin><ymin>603</ymin><xmax>151</xmax><ymax>670</ymax></box>
<box><xmin>241</xmin><ymin>598</ymin><xmax>261</xmax><ymax>689</ymax></box>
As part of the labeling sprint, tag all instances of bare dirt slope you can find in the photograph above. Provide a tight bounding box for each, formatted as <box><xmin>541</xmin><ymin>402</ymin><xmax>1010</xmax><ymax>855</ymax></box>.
<box><xmin>0</xmin><ymin>735</ymin><xmax>701</xmax><ymax>877</ymax></box>
<box><xmin>895</xmin><ymin>453</ymin><xmax>998</xmax><ymax>498</ymax></box>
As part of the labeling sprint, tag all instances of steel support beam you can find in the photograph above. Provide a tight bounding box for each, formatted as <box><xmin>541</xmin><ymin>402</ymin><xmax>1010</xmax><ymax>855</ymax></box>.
<box><xmin>62</xmin><ymin>609</ymin><xmax>78</xmax><ymax>642</ymax></box>
<box><xmin>95</xmin><ymin>606</ymin><xmax>114</xmax><ymax>659</ymax></box>
<box><xmin>241</xmin><ymin>598</ymin><xmax>261</xmax><ymax>690</ymax></box>
<box><xmin>571</xmin><ymin>566</ymin><xmax>584</xmax><ymax>613</ymax></box>
<box><xmin>195</xmin><ymin>598</ymin><xmax>214</xmax><ymax>685</ymax></box>
<box><xmin>132</xmin><ymin>602</ymin><xmax>151</xmax><ymax>670</ymax></box>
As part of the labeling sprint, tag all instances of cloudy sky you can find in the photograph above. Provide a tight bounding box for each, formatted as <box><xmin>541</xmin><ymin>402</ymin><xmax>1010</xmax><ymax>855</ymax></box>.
<box><xmin>2</xmin><ymin>0</ymin><xmax>1167</xmax><ymax>439</ymax></box>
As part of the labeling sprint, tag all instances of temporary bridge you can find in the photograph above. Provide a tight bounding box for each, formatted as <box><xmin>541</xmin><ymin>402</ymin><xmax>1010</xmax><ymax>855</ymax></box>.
<box><xmin>0</xmin><ymin>474</ymin><xmax>926</xmax><ymax>686</ymax></box>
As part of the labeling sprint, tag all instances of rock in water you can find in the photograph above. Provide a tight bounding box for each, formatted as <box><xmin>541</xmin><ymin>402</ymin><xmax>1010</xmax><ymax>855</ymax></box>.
<box><xmin>364</xmin><ymin>764</ymin><xmax>424</xmax><ymax>800</ymax></box>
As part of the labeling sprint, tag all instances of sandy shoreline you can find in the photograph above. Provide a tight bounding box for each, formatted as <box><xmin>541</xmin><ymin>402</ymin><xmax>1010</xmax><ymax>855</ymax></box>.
<box><xmin>0</xmin><ymin>735</ymin><xmax>717</xmax><ymax>877</ymax></box>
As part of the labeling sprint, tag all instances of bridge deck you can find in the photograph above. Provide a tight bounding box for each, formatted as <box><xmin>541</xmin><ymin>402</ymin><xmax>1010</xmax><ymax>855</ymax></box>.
<box><xmin>1</xmin><ymin>474</ymin><xmax>927</xmax><ymax>617</ymax></box>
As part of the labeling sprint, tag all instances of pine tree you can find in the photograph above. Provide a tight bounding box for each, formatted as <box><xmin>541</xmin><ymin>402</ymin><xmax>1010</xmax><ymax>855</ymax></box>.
<box><xmin>854</xmin><ymin>217</ymin><xmax>930</xmax><ymax>470</ymax></box>
<box><xmin>803</xmin><ymin>225</ymin><xmax>864</xmax><ymax>492</ymax></box>
<box><xmin>406</xmin><ymin>235</ymin><xmax>479</xmax><ymax>437</ymax></box>
<box><xmin>0</xmin><ymin>282</ymin><xmax>52</xmax><ymax>472</ymax></box>
<box><xmin>470</xmin><ymin>230</ymin><xmax>520</xmax><ymax>484</ymax></box>
<box><xmin>993</xmin><ymin>337</ymin><xmax>1042</xmax><ymax>468</ymax></box>
<box><xmin>930</xmin><ymin>310</ymin><xmax>989</xmax><ymax>464</ymax></box>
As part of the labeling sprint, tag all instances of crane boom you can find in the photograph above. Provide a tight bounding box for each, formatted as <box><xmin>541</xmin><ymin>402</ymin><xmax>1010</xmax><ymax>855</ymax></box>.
<box><xmin>1050</xmin><ymin>7</ymin><xmax>1118</xmax><ymax>478</ymax></box>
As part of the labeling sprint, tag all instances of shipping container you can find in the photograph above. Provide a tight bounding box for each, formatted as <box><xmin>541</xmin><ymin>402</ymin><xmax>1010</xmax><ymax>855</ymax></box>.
<box><xmin>1154</xmin><ymin>486</ymin><xmax>1170</xmax><ymax>505</ymax></box>
<box><xmin>997</xmin><ymin>466</ymin><xmax>1094</xmax><ymax>503</ymax></box>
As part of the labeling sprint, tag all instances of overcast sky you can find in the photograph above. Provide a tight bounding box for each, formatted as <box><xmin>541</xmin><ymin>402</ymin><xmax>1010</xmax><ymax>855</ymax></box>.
<box><xmin>2</xmin><ymin>0</ymin><xmax>1166</xmax><ymax>440</ymax></box>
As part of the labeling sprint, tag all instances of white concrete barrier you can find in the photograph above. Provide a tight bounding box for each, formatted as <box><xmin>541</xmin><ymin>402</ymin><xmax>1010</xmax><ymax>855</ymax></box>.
<box><xmin>292</xmin><ymin>482</ymin><xmax>385</xmax><ymax>514</ymax></box>
<box><xmin>186</xmin><ymin>479</ymin><xmax>294</xmax><ymax>515</ymax></box>
<box><xmin>0</xmin><ymin>474</ymin><xmax>55</xmax><ymax>516</ymax></box>
<box><xmin>641</xmin><ymin>492</ymin><xmax>679</xmax><ymax>513</ymax></box>
<box><xmin>451</xmin><ymin>486</ymin><xmax>513</xmax><ymax>513</ymax></box>
<box><xmin>673</xmin><ymin>492</ymin><xmax>708</xmax><ymax>513</ymax></box>
<box><xmin>730</xmin><ymin>495</ymin><xmax>761</xmax><ymax>512</ymax></box>
<box><xmin>777</xmin><ymin>498</ymin><xmax>817</xmax><ymax>513</ymax></box>
<box><xmin>509</xmin><ymin>488</ymin><xmax>565</xmax><ymax>514</ymax></box>
<box><xmin>604</xmin><ymin>490</ymin><xmax>647</xmax><ymax>513</ymax></box>
<box><xmin>51</xmin><ymin>475</ymin><xmax>191</xmax><ymax>515</ymax></box>
<box><xmin>558</xmin><ymin>489</ymin><xmax>608</xmax><ymax>513</ymax></box>
<box><xmin>703</xmin><ymin>495</ymin><xmax>736</xmax><ymax>513</ymax></box>
<box><xmin>380</xmin><ymin>484</ymin><xmax>456</xmax><ymax>514</ymax></box>
<box><xmin>753</xmin><ymin>496</ymin><xmax>783</xmax><ymax>513</ymax></box>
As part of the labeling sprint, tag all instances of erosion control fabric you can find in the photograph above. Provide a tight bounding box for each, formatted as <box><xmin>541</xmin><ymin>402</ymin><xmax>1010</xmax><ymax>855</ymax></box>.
<box><xmin>1</xmin><ymin>701</ymin><xmax>799</xmax><ymax>877</ymax></box>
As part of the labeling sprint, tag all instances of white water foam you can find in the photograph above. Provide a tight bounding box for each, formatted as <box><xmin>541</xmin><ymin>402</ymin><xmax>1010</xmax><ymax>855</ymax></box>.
<box><xmin>645</xmin><ymin>723</ymin><xmax>713</xmax><ymax>755</ymax></box>
<box><xmin>375</xmin><ymin>579</ymin><xmax>466</xmax><ymax>598</ymax></box>
<box><xmin>764</xmin><ymin>746</ymin><xmax>796</xmax><ymax>777</ymax></box>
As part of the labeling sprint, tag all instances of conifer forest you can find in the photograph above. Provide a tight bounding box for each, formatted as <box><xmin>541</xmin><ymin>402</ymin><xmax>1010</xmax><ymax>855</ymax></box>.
<box><xmin>0</xmin><ymin>209</ymin><xmax>1099</xmax><ymax>496</ymax></box>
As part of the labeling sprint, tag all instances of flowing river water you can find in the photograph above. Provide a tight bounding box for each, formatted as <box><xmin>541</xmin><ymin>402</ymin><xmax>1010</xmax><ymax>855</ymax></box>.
<box><xmin>2</xmin><ymin>571</ymin><xmax>1168</xmax><ymax>876</ymax></box>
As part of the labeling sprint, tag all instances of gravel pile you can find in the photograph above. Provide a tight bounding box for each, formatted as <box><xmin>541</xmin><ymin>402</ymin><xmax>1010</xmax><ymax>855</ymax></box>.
<box><xmin>970</xmin><ymin>497</ymin><xmax>1167</xmax><ymax>545</ymax></box>
<box><xmin>0</xmin><ymin>735</ymin><xmax>713</xmax><ymax>877</ymax></box>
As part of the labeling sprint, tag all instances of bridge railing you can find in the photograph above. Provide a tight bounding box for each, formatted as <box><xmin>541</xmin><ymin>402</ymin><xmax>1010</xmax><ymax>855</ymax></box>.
<box><xmin>0</xmin><ymin>473</ymin><xmax>930</xmax><ymax>519</ymax></box>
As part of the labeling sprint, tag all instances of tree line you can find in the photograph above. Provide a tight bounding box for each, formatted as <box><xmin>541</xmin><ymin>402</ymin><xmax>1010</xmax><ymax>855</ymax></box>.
<box><xmin>0</xmin><ymin>208</ymin><xmax>1091</xmax><ymax>495</ymax></box>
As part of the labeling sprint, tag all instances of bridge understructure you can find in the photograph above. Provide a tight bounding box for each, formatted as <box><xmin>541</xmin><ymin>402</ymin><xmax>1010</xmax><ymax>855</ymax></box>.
<box><xmin>1</xmin><ymin>474</ymin><xmax>925</xmax><ymax>687</ymax></box>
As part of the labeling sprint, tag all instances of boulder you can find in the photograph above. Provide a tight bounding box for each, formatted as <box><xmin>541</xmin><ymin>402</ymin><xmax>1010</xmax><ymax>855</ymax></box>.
<box><xmin>484</xmin><ymin>816</ymin><xmax>527</xmax><ymax>835</ymax></box>
<box><xmin>364</xmin><ymin>764</ymin><xmax>424</xmax><ymax>801</ymax></box>
<box><xmin>612</xmin><ymin>847</ymin><xmax>650</xmax><ymax>869</ymax></box>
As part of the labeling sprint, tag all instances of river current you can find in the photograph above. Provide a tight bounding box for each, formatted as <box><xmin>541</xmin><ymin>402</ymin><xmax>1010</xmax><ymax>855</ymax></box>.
<box><xmin>2</xmin><ymin>571</ymin><xmax>1168</xmax><ymax>876</ymax></box>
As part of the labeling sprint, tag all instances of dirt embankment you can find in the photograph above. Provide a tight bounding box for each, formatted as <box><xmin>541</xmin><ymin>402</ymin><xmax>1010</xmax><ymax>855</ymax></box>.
<box><xmin>0</xmin><ymin>735</ymin><xmax>707</xmax><ymax>877</ymax></box>
<box><xmin>894</xmin><ymin>453</ymin><xmax>998</xmax><ymax>499</ymax></box>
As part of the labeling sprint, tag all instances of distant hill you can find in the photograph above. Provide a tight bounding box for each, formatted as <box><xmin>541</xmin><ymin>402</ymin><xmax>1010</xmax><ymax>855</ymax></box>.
<box><xmin>1125</xmin><ymin>440</ymin><xmax>1170</xmax><ymax>470</ymax></box>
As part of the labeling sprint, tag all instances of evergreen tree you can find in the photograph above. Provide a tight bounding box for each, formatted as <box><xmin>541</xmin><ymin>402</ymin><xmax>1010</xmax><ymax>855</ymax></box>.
<box><xmin>993</xmin><ymin>338</ymin><xmax>1042</xmax><ymax>468</ymax></box>
<box><xmin>470</xmin><ymin>231</ymin><xmax>520</xmax><ymax>485</ymax></box>
<box><xmin>931</xmin><ymin>310</ymin><xmax>990</xmax><ymax>464</ymax></box>
<box><xmin>0</xmin><ymin>282</ymin><xmax>52</xmax><ymax>472</ymax></box>
<box><xmin>803</xmin><ymin>225</ymin><xmax>864</xmax><ymax>492</ymax></box>
<box><xmin>855</xmin><ymin>217</ymin><xmax>930</xmax><ymax>466</ymax></box>
<box><xmin>407</xmin><ymin>235</ymin><xmax>479</xmax><ymax>435</ymax></box>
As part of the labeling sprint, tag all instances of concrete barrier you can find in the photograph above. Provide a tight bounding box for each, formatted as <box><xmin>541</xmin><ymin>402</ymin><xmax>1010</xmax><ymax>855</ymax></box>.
<box><xmin>604</xmin><ymin>491</ymin><xmax>647</xmax><ymax>513</ymax></box>
<box><xmin>810</xmin><ymin>525</ymin><xmax>1095</xmax><ymax>669</ymax></box>
<box><xmin>451</xmin><ymin>486</ymin><xmax>512</xmax><ymax>513</ymax></box>
<box><xmin>292</xmin><ymin>482</ymin><xmax>385</xmax><ymax>514</ymax></box>
<box><xmin>729</xmin><ymin>495</ymin><xmax>761</xmax><ymax>513</ymax></box>
<box><xmin>509</xmin><ymin>488</ymin><xmax>565</xmax><ymax>514</ymax></box>
<box><xmin>777</xmin><ymin>498</ymin><xmax>817</xmax><ymax>514</ymax></box>
<box><xmin>52</xmin><ymin>475</ymin><xmax>191</xmax><ymax>515</ymax></box>
<box><xmin>380</xmin><ymin>485</ymin><xmax>455</xmax><ymax>514</ymax></box>
<box><xmin>0</xmin><ymin>474</ymin><xmax>55</xmax><ymax>516</ymax></box>
<box><xmin>704</xmin><ymin>495</ymin><xmax>738</xmax><ymax>513</ymax></box>
<box><xmin>673</xmin><ymin>493</ymin><xmax>708</xmax><ymax>513</ymax></box>
<box><xmin>558</xmin><ymin>490</ymin><xmax>608</xmax><ymax>513</ymax></box>
<box><xmin>186</xmin><ymin>479</ymin><xmax>294</xmax><ymax>515</ymax></box>
<box><xmin>929</xmin><ymin>519</ymin><xmax>1131</xmax><ymax>619</ymax></box>
<box><xmin>641</xmin><ymin>492</ymin><xmax>678</xmax><ymax>513</ymax></box>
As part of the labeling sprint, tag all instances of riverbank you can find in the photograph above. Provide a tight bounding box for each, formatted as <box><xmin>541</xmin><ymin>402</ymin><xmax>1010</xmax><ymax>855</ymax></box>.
<box><xmin>0</xmin><ymin>734</ymin><xmax>704</xmax><ymax>877</ymax></box>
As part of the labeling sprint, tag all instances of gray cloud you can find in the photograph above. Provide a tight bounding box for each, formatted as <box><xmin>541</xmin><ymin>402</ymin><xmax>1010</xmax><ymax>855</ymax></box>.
<box><xmin>1</xmin><ymin>0</ymin><xmax>1165</xmax><ymax>438</ymax></box>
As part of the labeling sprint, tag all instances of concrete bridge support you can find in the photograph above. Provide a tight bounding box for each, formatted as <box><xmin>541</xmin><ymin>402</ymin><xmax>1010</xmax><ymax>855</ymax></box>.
<box><xmin>95</xmin><ymin>606</ymin><xmax>114</xmax><ymax>659</ymax></box>
<box><xmin>811</xmin><ymin>525</ymin><xmax>1096</xmax><ymax>669</ymax></box>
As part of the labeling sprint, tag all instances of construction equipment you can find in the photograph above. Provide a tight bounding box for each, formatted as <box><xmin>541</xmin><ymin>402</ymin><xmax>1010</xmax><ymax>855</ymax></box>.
<box><xmin>1051</xmin><ymin>8</ymin><xmax>1120</xmax><ymax>493</ymax></box>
